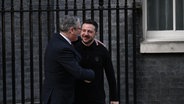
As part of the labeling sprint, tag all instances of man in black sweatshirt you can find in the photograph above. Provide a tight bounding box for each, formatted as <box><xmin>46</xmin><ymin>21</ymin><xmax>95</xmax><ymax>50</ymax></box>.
<box><xmin>74</xmin><ymin>19</ymin><xmax>119</xmax><ymax>104</ymax></box>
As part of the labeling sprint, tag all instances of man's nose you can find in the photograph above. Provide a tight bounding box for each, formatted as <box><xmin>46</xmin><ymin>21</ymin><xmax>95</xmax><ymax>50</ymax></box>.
<box><xmin>83</xmin><ymin>31</ymin><xmax>89</xmax><ymax>35</ymax></box>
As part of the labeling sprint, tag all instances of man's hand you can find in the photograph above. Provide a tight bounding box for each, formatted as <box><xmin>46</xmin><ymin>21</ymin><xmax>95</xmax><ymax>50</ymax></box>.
<box><xmin>94</xmin><ymin>39</ymin><xmax>106</xmax><ymax>47</ymax></box>
<box><xmin>84</xmin><ymin>80</ymin><xmax>92</xmax><ymax>83</ymax></box>
<box><xmin>110</xmin><ymin>101</ymin><xmax>119</xmax><ymax>104</ymax></box>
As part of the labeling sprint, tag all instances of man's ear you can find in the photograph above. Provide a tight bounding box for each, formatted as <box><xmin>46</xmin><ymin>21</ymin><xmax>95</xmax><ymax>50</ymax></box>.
<box><xmin>69</xmin><ymin>27</ymin><xmax>75</xmax><ymax>33</ymax></box>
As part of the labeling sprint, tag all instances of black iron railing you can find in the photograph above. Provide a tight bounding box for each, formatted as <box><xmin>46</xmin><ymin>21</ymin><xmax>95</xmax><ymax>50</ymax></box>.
<box><xmin>0</xmin><ymin>0</ymin><xmax>138</xmax><ymax>104</ymax></box>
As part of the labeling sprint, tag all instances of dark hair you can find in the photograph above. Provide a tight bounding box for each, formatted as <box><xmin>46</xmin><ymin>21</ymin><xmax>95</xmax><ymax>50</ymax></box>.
<box><xmin>83</xmin><ymin>19</ymin><xmax>98</xmax><ymax>32</ymax></box>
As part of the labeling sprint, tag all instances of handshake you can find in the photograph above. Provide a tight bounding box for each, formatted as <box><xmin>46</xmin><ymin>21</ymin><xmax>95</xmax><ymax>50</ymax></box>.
<box><xmin>84</xmin><ymin>80</ymin><xmax>92</xmax><ymax>83</ymax></box>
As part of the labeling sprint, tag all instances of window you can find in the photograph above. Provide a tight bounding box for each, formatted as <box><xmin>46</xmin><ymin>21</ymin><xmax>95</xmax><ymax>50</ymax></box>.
<box><xmin>141</xmin><ymin>0</ymin><xmax>184</xmax><ymax>53</ymax></box>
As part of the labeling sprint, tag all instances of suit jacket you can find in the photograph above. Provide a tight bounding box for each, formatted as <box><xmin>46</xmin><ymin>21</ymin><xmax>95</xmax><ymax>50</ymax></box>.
<box><xmin>43</xmin><ymin>33</ymin><xmax>95</xmax><ymax>104</ymax></box>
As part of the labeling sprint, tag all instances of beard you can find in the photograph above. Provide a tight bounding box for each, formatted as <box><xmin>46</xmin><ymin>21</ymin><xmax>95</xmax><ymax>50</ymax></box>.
<box><xmin>82</xmin><ymin>37</ymin><xmax>95</xmax><ymax>46</ymax></box>
<box><xmin>82</xmin><ymin>39</ymin><xmax>93</xmax><ymax>44</ymax></box>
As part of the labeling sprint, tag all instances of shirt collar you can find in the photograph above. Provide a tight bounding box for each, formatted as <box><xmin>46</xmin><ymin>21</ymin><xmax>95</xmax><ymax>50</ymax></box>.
<box><xmin>60</xmin><ymin>33</ymin><xmax>72</xmax><ymax>45</ymax></box>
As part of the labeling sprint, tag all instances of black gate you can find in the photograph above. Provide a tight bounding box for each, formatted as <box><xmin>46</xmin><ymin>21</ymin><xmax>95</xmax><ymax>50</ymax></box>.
<box><xmin>0</xmin><ymin>0</ymin><xmax>138</xmax><ymax>104</ymax></box>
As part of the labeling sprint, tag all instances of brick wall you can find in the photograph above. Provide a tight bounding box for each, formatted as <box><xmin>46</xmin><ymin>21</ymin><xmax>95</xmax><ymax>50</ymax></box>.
<box><xmin>137</xmin><ymin>54</ymin><xmax>184</xmax><ymax>104</ymax></box>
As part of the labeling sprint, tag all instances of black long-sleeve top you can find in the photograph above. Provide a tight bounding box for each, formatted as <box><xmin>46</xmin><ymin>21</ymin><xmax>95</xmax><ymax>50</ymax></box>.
<box><xmin>74</xmin><ymin>40</ymin><xmax>118</xmax><ymax>104</ymax></box>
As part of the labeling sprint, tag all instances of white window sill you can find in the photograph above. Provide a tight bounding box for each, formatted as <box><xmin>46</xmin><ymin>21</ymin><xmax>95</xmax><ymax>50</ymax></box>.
<box><xmin>140</xmin><ymin>41</ymin><xmax>184</xmax><ymax>53</ymax></box>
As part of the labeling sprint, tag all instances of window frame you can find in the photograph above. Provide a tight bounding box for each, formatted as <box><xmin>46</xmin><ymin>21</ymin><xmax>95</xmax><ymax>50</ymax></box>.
<box><xmin>140</xmin><ymin>0</ymin><xmax>184</xmax><ymax>53</ymax></box>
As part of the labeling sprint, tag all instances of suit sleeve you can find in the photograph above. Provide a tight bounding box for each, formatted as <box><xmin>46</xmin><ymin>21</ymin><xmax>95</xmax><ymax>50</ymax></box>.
<box><xmin>56</xmin><ymin>48</ymin><xmax>95</xmax><ymax>80</ymax></box>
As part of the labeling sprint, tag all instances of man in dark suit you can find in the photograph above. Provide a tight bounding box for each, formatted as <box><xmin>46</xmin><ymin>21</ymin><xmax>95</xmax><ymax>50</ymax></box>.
<box><xmin>42</xmin><ymin>15</ymin><xmax>95</xmax><ymax>104</ymax></box>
